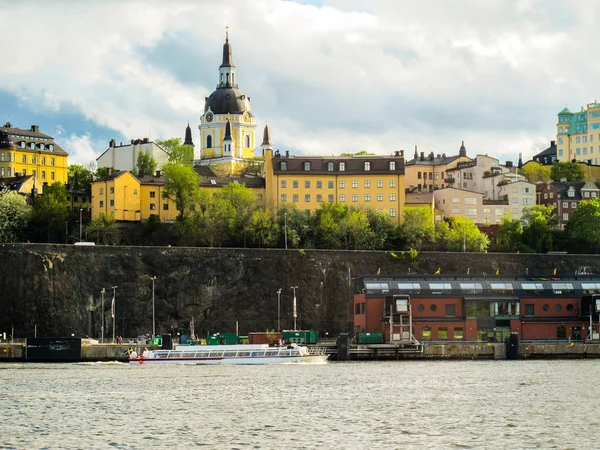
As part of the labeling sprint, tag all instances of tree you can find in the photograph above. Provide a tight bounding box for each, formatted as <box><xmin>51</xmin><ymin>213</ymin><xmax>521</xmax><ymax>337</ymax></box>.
<box><xmin>338</xmin><ymin>208</ymin><xmax>373</xmax><ymax>250</ymax></box>
<box><xmin>494</xmin><ymin>217</ymin><xmax>523</xmax><ymax>252</ymax></box>
<box><xmin>161</xmin><ymin>162</ymin><xmax>200</xmax><ymax>221</ymax></box>
<box><xmin>67</xmin><ymin>164</ymin><xmax>93</xmax><ymax>192</ymax></box>
<box><xmin>365</xmin><ymin>209</ymin><xmax>395</xmax><ymax>250</ymax></box>
<box><xmin>246</xmin><ymin>207</ymin><xmax>278</xmax><ymax>248</ymax></box>
<box><xmin>565</xmin><ymin>197</ymin><xmax>600</xmax><ymax>253</ymax></box>
<box><xmin>277</xmin><ymin>204</ymin><xmax>314</xmax><ymax>249</ymax></box>
<box><xmin>520</xmin><ymin>162</ymin><xmax>551</xmax><ymax>183</ymax></box>
<box><xmin>156</xmin><ymin>138</ymin><xmax>194</xmax><ymax>165</ymax></box>
<box><xmin>0</xmin><ymin>189</ymin><xmax>31</xmax><ymax>242</ymax></box>
<box><xmin>314</xmin><ymin>202</ymin><xmax>349</xmax><ymax>249</ymax></box>
<box><xmin>340</xmin><ymin>150</ymin><xmax>375</xmax><ymax>156</ymax></box>
<box><xmin>31</xmin><ymin>182</ymin><xmax>69</xmax><ymax>242</ymax></box>
<box><xmin>436</xmin><ymin>216</ymin><xmax>489</xmax><ymax>252</ymax></box>
<box><xmin>398</xmin><ymin>207</ymin><xmax>435</xmax><ymax>250</ymax></box>
<box><xmin>136</xmin><ymin>150</ymin><xmax>157</xmax><ymax>177</ymax></box>
<box><xmin>551</xmin><ymin>161</ymin><xmax>585</xmax><ymax>182</ymax></box>
<box><xmin>87</xmin><ymin>212</ymin><xmax>120</xmax><ymax>245</ymax></box>
<box><xmin>521</xmin><ymin>204</ymin><xmax>557</xmax><ymax>253</ymax></box>
<box><xmin>214</xmin><ymin>183</ymin><xmax>256</xmax><ymax>246</ymax></box>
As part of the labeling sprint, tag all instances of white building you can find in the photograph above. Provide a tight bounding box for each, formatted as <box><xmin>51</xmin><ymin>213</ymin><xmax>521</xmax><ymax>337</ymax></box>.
<box><xmin>96</xmin><ymin>138</ymin><xmax>169</xmax><ymax>173</ymax></box>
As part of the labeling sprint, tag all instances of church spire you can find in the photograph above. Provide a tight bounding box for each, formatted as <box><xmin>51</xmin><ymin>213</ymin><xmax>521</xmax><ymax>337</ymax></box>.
<box><xmin>221</xmin><ymin>26</ymin><xmax>233</xmax><ymax>68</ymax></box>
<box><xmin>218</xmin><ymin>27</ymin><xmax>237</xmax><ymax>88</ymax></box>
<box><xmin>261</xmin><ymin>122</ymin><xmax>272</xmax><ymax>155</ymax></box>
<box><xmin>184</xmin><ymin>121</ymin><xmax>194</xmax><ymax>147</ymax></box>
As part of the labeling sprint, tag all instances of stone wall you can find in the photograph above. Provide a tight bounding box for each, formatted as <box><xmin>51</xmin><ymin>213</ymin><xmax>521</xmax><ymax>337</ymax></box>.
<box><xmin>0</xmin><ymin>244</ymin><xmax>598</xmax><ymax>339</ymax></box>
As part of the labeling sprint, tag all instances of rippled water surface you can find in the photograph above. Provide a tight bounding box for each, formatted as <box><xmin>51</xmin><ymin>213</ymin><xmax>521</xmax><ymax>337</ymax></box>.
<box><xmin>1</xmin><ymin>360</ymin><xmax>599</xmax><ymax>449</ymax></box>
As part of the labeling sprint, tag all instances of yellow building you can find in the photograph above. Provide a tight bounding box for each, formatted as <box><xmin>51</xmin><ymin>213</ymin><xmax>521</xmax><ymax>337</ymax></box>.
<box><xmin>0</xmin><ymin>123</ymin><xmax>69</xmax><ymax>185</ymax></box>
<box><xmin>263</xmin><ymin>139</ymin><xmax>406</xmax><ymax>223</ymax></box>
<box><xmin>198</xmin><ymin>29</ymin><xmax>257</xmax><ymax>174</ymax></box>
<box><xmin>556</xmin><ymin>101</ymin><xmax>600</xmax><ymax>163</ymax></box>
<box><xmin>404</xmin><ymin>142</ymin><xmax>473</xmax><ymax>192</ymax></box>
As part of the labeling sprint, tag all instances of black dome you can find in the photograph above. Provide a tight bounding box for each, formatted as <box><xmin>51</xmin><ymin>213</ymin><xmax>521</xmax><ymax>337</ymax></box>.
<box><xmin>204</xmin><ymin>87</ymin><xmax>251</xmax><ymax>114</ymax></box>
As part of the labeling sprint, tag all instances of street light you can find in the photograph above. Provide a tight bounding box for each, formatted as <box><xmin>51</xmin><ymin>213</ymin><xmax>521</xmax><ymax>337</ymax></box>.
<box><xmin>284</xmin><ymin>212</ymin><xmax>288</xmax><ymax>250</ymax></box>
<box><xmin>291</xmin><ymin>286</ymin><xmax>298</xmax><ymax>331</ymax></box>
<box><xmin>79</xmin><ymin>208</ymin><xmax>83</xmax><ymax>242</ymax></box>
<box><xmin>151</xmin><ymin>276</ymin><xmax>157</xmax><ymax>339</ymax></box>
<box><xmin>100</xmin><ymin>288</ymin><xmax>105</xmax><ymax>343</ymax></box>
<box><xmin>277</xmin><ymin>288</ymin><xmax>282</xmax><ymax>332</ymax></box>
<box><xmin>111</xmin><ymin>286</ymin><xmax>117</xmax><ymax>343</ymax></box>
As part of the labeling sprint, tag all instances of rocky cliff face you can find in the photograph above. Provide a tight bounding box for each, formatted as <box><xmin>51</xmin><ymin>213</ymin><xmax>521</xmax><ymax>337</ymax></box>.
<box><xmin>1</xmin><ymin>244</ymin><xmax>598</xmax><ymax>339</ymax></box>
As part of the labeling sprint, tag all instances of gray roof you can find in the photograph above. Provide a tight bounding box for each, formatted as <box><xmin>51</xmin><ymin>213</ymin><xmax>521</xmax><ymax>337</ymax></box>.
<box><xmin>0</xmin><ymin>124</ymin><xmax>69</xmax><ymax>156</ymax></box>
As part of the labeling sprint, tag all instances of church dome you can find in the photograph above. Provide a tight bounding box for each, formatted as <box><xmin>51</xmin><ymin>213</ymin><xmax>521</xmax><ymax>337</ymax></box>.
<box><xmin>204</xmin><ymin>87</ymin><xmax>251</xmax><ymax>115</ymax></box>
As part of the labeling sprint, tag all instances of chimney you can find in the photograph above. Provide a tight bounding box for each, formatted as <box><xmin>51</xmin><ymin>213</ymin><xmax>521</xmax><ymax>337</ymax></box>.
<box><xmin>31</xmin><ymin>125</ymin><xmax>39</xmax><ymax>133</ymax></box>
<box><xmin>429</xmin><ymin>152</ymin><xmax>434</xmax><ymax>161</ymax></box>
<box><xmin>551</xmin><ymin>140</ymin><xmax>556</xmax><ymax>147</ymax></box>
<box><xmin>156</xmin><ymin>170</ymin><xmax>161</xmax><ymax>177</ymax></box>
<box><xmin>506</xmin><ymin>161</ymin><xmax>513</xmax><ymax>168</ymax></box>
<box><xmin>131</xmin><ymin>139</ymin><xmax>134</xmax><ymax>144</ymax></box>
<box><xmin>143</xmin><ymin>137</ymin><xmax>149</xmax><ymax>143</ymax></box>
<box><xmin>108</xmin><ymin>168</ymin><xmax>112</xmax><ymax>176</ymax></box>
<box><xmin>285</xmin><ymin>150</ymin><xmax>289</xmax><ymax>158</ymax></box>
<box><xmin>420</xmin><ymin>152</ymin><xmax>425</xmax><ymax>161</ymax></box>
<box><xmin>110</xmin><ymin>139</ymin><xmax>116</xmax><ymax>147</ymax></box>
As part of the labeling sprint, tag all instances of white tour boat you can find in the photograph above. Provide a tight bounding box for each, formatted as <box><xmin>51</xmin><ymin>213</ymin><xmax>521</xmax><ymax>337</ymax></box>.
<box><xmin>129</xmin><ymin>344</ymin><xmax>329</xmax><ymax>365</ymax></box>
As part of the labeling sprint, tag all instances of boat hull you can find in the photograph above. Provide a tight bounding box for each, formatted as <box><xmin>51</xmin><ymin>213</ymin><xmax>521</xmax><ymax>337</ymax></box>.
<box><xmin>130</xmin><ymin>354</ymin><xmax>328</xmax><ymax>365</ymax></box>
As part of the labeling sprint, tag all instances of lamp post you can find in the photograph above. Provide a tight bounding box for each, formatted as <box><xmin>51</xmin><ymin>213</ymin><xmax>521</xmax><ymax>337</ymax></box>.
<box><xmin>101</xmin><ymin>288</ymin><xmax>105</xmax><ymax>343</ymax></box>
<box><xmin>291</xmin><ymin>286</ymin><xmax>298</xmax><ymax>331</ymax></box>
<box><xmin>79</xmin><ymin>208</ymin><xmax>83</xmax><ymax>242</ymax></box>
<box><xmin>284</xmin><ymin>212</ymin><xmax>288</xmax><ymax>250</ymax></box>
<box><xmin>277</xmin><ymin>288</ymin><xmax>282</xmax><ymax>332</ymax></box>
<box><xmin>151</xmin><ymin>276</ymin><xmax>157</xmax><ymax>339</ymax></box>
<box><xmin>111</xmin><ymin>286</ymin><xmax>117</xmax><ymax>343</ymax></box>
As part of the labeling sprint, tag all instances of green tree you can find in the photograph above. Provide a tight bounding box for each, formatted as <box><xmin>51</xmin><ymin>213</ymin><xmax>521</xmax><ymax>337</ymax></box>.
<box><xmin>565</xmin><ymin>197</ymin><xmax>600</xmax><ymax>253</ymax></box>
<box><xmin>277</xmin><ymin>204</ymin><xmax>314</xmax><ymax>249</ymax></box>
<box><xmin>551</xmin><ymin>161</ymin><xmax>585</xmax><ymax>182</ymax></box>
<box><xmin>520</xmin><ymin>162</ymin><xmax>551</xmax><ymax>183</ymax></box>
<box><xmin>398</xmin><ymin>207</ymin><xmax>435</xmax><ymax>250</ymax></box>
<box><xmin>31</xmin><ymin>182</ymin><xmax>69</xmax><ymax>242</ymax></box>
<box><xmin>340</xmin><ymin>150</ymin><xmax>375</xmax><ymax>156</ymax></box>
<box><xmin>246</xmin><ymin>207</ymin><xmax>278</xmax><ymax>248</ymax></box>
<box><xmin>338</xmin><ymin>208</ymin><xmax>373</xmax><ymax>250</ymax></box>
<box><xmin>436</xmin><ymin>216</ymin><xmax>489</xmax><ymax>252</ymax></box>
<box><xmin>365</xmin><ymin>209</ymin><xmax>395</xmax><ymax>250</ymax></box>
<box><xmin>96</xmin><ymin>167</ymin><xmax>111</xmax><ymax>178</ymax></box>
<box><xmin>215</xmin><ymin>183</ymin><xmax>256</xmax><ymax>246</ymax></box>
<box><xmin>521</xmin><ymin>204</ymin><xmax>557</xmax><ymax>253</ymax></box>
<box><xmin>494</xmin><ymin>216</ymin><xmax>523</xmax><ymax>252</ymax></box>
<box><xmin>156</xmin><ymin>138</ymin><xmax>194</xmax><ymax>165</ymax></box>
<box><xmin>67</xmin><ymin>164</ymin><xmax>93</xmax><ymax>192</ymax></box>
<box><xmin>87</xmin><ymin>212</ymin><xmax>120</xmax><ymax>244</ymax></box>
<box><xmin>314</xmin><ymin>202</ymin><xmax>349</xmax><ymax>248</ymax></box>
<box><xmin>161</xmin><ymin>162</ymin><xmax>200</xmax><ymax>221</ymax></box>
<box><xmin>136</xmin><ymin>150</ymin><xmax>157</xmax><ymax>177</ymax></box>
<box><xmin>0</xmin><ymin>189</ymin><xmax>31</xmax><ymax>242</ymax></box>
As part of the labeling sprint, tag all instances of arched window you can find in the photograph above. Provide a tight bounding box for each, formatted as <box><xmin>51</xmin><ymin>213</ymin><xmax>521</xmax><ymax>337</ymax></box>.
<box><xmin>207</xmin><ymin>135</ymin><xmax>213</xmax><ymax>149</ymax></box>
<box><xmin>339</xmin><ymin>162</ymin><xmax>346</xmax><ymax>171</ymax></box>
<box><xmin>280</xmin><ymin>161</ymin><xmax>287</xmax><ymax>171</ymax></box>
<box><xmin>364</xmin><ymin>161</ymin><xmax>371</xmax><ymax>171</ymax></box>
<box><xmin>226</xmin><ymin>73</ymin><xmax>230</xmax><ymax>83</ymax></box>
<box><xmin>327</xmin><ymin>162</ymin><xmax>334</xmax><ymax>171</ymax></box>
<box><xmin>245</xmin><ymin>134</ymin><xmax>250</xmax><ymax>148</ymax></box>
<box><xmin>304</xmin><ymin>161</ymin><xmax>311</xmax><ymax>171</ymax></box>
<box><xmin>30</xmin><ymin>142</ymin><xmax>35</xmax><ymax>149</ymax></box>
<box><xmin>389</xmin><ymin>161</ymin><xmax>396</xmax><ymax>170</ymax></box>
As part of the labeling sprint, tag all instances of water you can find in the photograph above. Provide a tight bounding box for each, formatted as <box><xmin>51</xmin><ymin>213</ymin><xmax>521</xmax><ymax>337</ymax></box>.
<box><xmin>1</xmin><ymin>360</ymin><xmax>599</xmax><ymax>449</ymax></box>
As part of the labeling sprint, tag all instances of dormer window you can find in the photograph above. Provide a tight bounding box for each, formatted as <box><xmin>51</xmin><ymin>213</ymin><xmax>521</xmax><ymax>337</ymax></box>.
<box><xmin>567</xmin><ymin>188</ymin><xmax>575</xmax><ymax>198</ymax></box>
<box><xmin>389</xmin><ymin>161</ymin><xmax>396</xmax><ymax>170</ymax></box>
<box><xmin>20</xmin><ymin>141</ymin><xmax>25</xmax><ymax>148</ymax></box>
<box><xmin>364</xmin><ymin>161</ymin><xmax>371</xmax><ymax>171</ymax></box>
<box><xmin>327</xmin><ymin>162</ymin><xmax>334</xmax><ymax>171</ymax></box>
<box><xmin>30</xmin><ymin>142</ymin><xmax>35</xmax><ymax>149</ymax></box>
<box><xmin>40</xmin><ymin>143</ymin><xmax>45</xmax><ymax>151</ymax></box>
<box><xmin>304</xmin><ymin>161</ymin><xmax>311</xmax><ymax>171</ymax></box>
<box><xmin>280</xmin><ymin>161</ymin><xmax>287</xmax><ymax>171</ymax></box>
<box><xmin>339</xmin><ymin>162</ymin><xmax>346</xmax><ymax>171</ymax></box>
<box><xmin>49</xmin><ymin>144</ymin><xmax>54</xmax><ymax>151</ymax></box>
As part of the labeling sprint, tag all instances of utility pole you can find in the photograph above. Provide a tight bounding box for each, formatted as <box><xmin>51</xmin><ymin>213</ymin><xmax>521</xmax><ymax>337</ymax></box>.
<box><xmin>151</xmin><ymin>276</ymin><xmax>157</xmax><ymax>339</ymax></box>
<box><xmin>291</xmin><ymin>286</ymin><xmax>298</xmax><ymax>331</ymax></box>
<box><xmin>284</xmin><ymin>212</ymin><xmax>288</xmax><ymax>250</ymax></box>
<box><xmin>101</xmin><ymin>288</ymin><xmax>105</xmax><ymax>343</ymax></box>
<box><xmin>112</xmin><ymin>286</ymin><xmax>117</xmax><ymax>343</ymax></box>
<box><xmin>79</xmin><ymin>208</ymin><xmax>83</xmax><ymax>242</ymax></box>
<box><xmin>277</xmin><ymin>288</ymin><xmax>282</xmax><ymax>332</ymax></box>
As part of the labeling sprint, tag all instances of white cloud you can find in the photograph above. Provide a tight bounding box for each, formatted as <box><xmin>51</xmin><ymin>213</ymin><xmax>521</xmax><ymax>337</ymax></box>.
<box><xmin>1</xmin><ymin>0</ymin><xmax>599</xmax><ymax>165</ymax></box>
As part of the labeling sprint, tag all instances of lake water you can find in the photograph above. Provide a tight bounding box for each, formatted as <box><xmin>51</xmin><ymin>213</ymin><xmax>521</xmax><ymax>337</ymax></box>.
<box><xmin>1</xmin><ymin>360</ymin><xmax>599</xmax><ymax>449</ymax></box>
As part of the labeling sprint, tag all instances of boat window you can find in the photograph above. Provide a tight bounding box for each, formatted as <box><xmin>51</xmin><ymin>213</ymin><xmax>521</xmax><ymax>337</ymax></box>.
<box><xmin>429</xmin><ymin>283</ymin><xmax>452</xmax><ymax>294</ymax></box>
<box><xmin>551</xmin><ymin>283</ymin><xmax>574</xmax><ymax>294</ymax></box>
<box><xmin>223</xmin><ymin>351</ymin><xmax>237</xmax><ymax>357</ymax></box>
<box><xmin>521</xmin><ymin>282</ymin><xmax>544</xmax><ymax>293</ymax></box>
<box><xmin>266</xmin><ymin>349</ymin><xmax>278</xmax><ymax>356</ymax></box>
<box><xmin>182</xmin><ymin>352</ymin><xmax>195</xmax><ymax>358</ymax></box>
<box><xmin>239</xmin><ymin>351</ymin><xmax>251</xmax><ymax>357</ymax></box>
<box><xmin>459</xmin><ymin>283</ymin><xmax>483</xmax><ymax>294</ymax></box>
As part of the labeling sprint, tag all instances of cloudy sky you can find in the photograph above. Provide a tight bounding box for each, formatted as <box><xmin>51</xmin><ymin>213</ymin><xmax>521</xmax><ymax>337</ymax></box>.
<box><xmin>1</xmin><ymin>0</ymin><xmax>598</xmax><ymax>166</ymax></box>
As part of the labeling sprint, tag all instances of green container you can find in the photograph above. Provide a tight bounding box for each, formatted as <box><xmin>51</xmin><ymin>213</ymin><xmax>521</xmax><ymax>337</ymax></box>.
<box><xmin>283</xmin><ymin>331</ymin><xmax>305</xmax><ymax>344</ymax></box>
<box><xmin>207</xmin><ymin>335</ymin><xmax>221</xmax><ymax>345</ymax></box>
<box><xmin>357</xmin><ymin>332</ymin><xmax>384</xmax><ymax>344</ymax></box>
<box><xmin>307</xmin><ymin>330</ymin><xmax>319</xmax><ymax>344</ymax></box>
<box><xmin>221</xmin><ymin>333</ymin><xmax>238</xmax><ymax>345</ymax></box>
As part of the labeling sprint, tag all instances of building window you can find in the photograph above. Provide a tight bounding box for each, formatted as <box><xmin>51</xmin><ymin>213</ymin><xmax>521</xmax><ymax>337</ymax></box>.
<box><xmin>245</xmin><ymin>135</ymin><xmax>250</xmax><ymax>148</ymax></box>
<box><xmin>364</xmin><ymin>180</ymin><xmax>370</xmax><ymax>188</ymax></box>
<box><xmin>150</xmin><ymin>204</ymin><xmax>156</xmax><ymax>210</ymax></box>
<box><xmin>30</xmin><ymin>142</ymin><xmax>35</xmax><ymax>149</ymax></box>
<box><xmin>110</xmin><ymin>199</ymin><xmax>115</xmax><ymax>206</ymax></box>
<box><xmin>22</xmin><ymin>155</ymin><xmax>27</xmax><ymax>163</ymax></box>
<box><xmin>7</xmin><ymin>168</ymin><xmax>11</xmax><ymax>176</ymax></box>
<box><xmin>281</xmin><ymin>194</ymin><xmax>287</xmax><ymax>202</ymax></box>
<box><xmin>293</xmin><ymin>194</ymin><xmax>299</xmax><ymax>202</ymax></box>
<box><xmin>364</xmin><ymin>161</ymin><xmax>371</xmax><ymax>171</ymax></box>
<box><xmin>339</xmin><ymin>194</ymin><xmax>346</xmax><ymax>202</ymax></box>
<box><xmin>422</xmin><ymin>327</ymin><xmax>431</xmax><ymax>340</ymax></box>
<box><xmin>418</xmin><ymin>171</ymin><xmax>422</xmax><ymax>179</ymax></box>
<box><xmin>389</xmin><ymin>161</ymin><xmax>396</xmax><ymax>170</ymax></box>
<box><xmin>327</xmin><ymin>162</ymin><xmax>334</xmax><ymax>171</ymax></box>
<box><xmin>445</xmin><ymin>304</ymin><xmax>455</xmax><ymax>317</ymax></box>
<box><xmin>305</xmin><ymin>194</ymin><xmax>311</xmax><ymax>202</ymax></box>
<box><xmin>390</xmin><ymin>180</ymin><xmax>396</xmax><ymax>188</ymax></box>
<box><xmin>133</xmin><ymin>189</ymin><xmax>138</xmax><ymax>195</ymax></box>
<box><xmin>99</xmin><ymin>188</ymin><xmax>104</xmax><ymax>195</ymax></box>
<box><xmin>316</xmin><ymin>194</ymin><xmax>322</xmax><ymax>202</ymax></box>
<box><xmin>352</xmin><ymin>194</ymin><xmax>358</xmax><ymax>202</ymax></box>
<box><xmin>339</xmin><ymin>181</ymin><xmax>346</xmax><ymax>188</ymax></box>
<box><xmin>563</xmin><ymin>213</ymin><xmax>568</xmax><ymax>221</ymax></box>
<box><xmin>339</xmin><ymin>162</ymin><xmax>346</xmax><ymax>171</ymax></box>
<box><xmin>41</xmin><ymin>171</ymin><xmax>46</xmax><ymax>179</ymax></box>
<box><xmin>163</xmin><ymin>203</ymin><xmax>169</xmax><ymax>210</ymax></box>
<box><xmin>304</xmin><ymin>161</ymin><xmax>311</xmax><ymax>171</ymax></box>
<box><xmin>525</xmin><ymin>304</ymin><xmax>534</xmax><ymax>316</ymax></box>
<box><xmin>293</xmin><ymin>180</ymin><xmax>298</xmax><ymax>188</ymax></box>
<box><xmin>280</xmin><ymin>161</ymin><xmax>287</xmax><ymax>171</ymax></box>
<box><xmin>328</xmin><ymin>181</ymin><xmax>334</xmax><ymax>189</ymax></box>
<box><xmin>377</xmin><ymin>193</ymin><xmax>383</xmax><ymax>201</ymax></box>
<box><xmin>438</xmin><ymin>327</ymin><xmax>448</xmax><ymax>340</ymax></box>
<box><xmin>99</xmin><ymin>201</ymin><xmax>104</xmax><ymax>208</ymax></box>
<box><xmin>328</xmin><ymin>194</ymin><xmax>334</xmax><ymax>202</ymax></box>
<box><xmin>305</xmin><ymin>180</ymin><xmax>310</xmax><ymax>189</ymax></box>
<box><xmin>390</xmin><ymin>193</ymin><xmax>396</xmax><ymax>201</ymax></box>
<box><xmin>352</xmin><ymin>180</ymin><xmax>358</xmax><ymax>188</ymax></box>
<box><xmin>316</xmin><ymin>181</ymin><xmax>322</xmax><ymax>189</ymax></box>
<box><xmin>150</xmin><ymin>191</ymin><xmax>156</xmax><ymax>198</ymax></box>
<box><xmin>41</xmin><ymin>157</ymin><xmax>46</xmax><ymax>165</ymax></box>
<box><xmin>110</xmin><ymin>187</ymin><xmax>114</xmax><ymax>194</ymax></box>
<box><xmin>454</xmin><ymin>328</ymin><xmax>463</xmax><ymax>340</ymax></box>
<box><xmin>281</xmin><ymin>180</ymin><xmax>287</xmax><ymax>188</ymax></box>
<box><xmin>51</xmin><ymin>158</ymin><xmax>55</xmax><ymax>166</ymax></box>
<box><xmin>390</xmin><ymin>208</ymin><xmax>396</xmax><ymax>217</ymax></box>
<box><xmin>364</xmin><ymin>194</ymin><xmax>371</xmax><ymax>202</ymax></box>
<box><xmin>377</xmin><ymin>180</ymin><xmax>383</xmax><ymax>188</ymax></box>
<box><xmin>571</xmin><ymin>202</ymin><xmax>577</xmax><ymax>208</ymax></box>
<box><xmin>206</xmin><ymin>135</ymin><xmax>212</xmax><ymax>149</ymax></box>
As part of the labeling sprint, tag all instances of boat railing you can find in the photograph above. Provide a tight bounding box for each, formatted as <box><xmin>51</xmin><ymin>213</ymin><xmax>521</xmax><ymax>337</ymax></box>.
<box><xmin>148</xmin><ymin>346</ymin><xmax>314</xmax><ymax>359</ymax></box>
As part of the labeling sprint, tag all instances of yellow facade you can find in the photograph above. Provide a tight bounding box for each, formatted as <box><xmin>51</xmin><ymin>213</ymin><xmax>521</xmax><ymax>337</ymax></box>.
<box><xmin>404</xmin><ymin>153</ymin><xmax>473</xmax><ymax>192</ymax></box>
<box><xmin>557</xmin><ymin>102</ymin><xmax>600</xmax><ymax>163</ymax></box>
<box><xmin>263</xmin><ymin>149</ymin><xmax>406</xmax><ymax>223</ymax></box>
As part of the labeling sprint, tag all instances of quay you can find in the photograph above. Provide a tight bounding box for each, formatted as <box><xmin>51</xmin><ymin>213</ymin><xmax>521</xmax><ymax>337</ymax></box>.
<box><xmin>3</xmin><ymin>339</ymin><xmax>600</xmax><ymax>362</ymax></box>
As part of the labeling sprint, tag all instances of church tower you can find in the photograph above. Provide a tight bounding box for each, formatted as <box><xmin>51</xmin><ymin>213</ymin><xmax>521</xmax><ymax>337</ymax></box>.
<box><xmin>198</xmin><ymin>28</ymin><xmax>257</xmax><ymax>174</ymax></box>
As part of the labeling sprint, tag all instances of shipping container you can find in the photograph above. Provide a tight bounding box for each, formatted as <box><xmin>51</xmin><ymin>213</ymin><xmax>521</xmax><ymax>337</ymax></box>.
<box><xmin>221</xmin><ymin>333</ymin><xmax>239</xmax><ymax>345</ymax></box>
<box><xmin>356</xmin><ymin>331</ymin><xmax>384</xmax><ymax>344</ymax></box>
<box><xmin>207</xmin><ymin>335</ymin><xmax>221</xmax><ymax>345</ymax></box>
<box><xmin>248</xmin><ymin>332</ymin><xmax>282</xmax><ymax>345</ymax></box>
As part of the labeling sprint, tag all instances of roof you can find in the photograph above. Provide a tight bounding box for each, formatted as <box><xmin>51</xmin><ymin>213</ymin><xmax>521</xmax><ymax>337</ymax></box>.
<box><xmin>405</xmin><ymin>191</ymin><xmax>433</xmax><ymax>204</ymax></box>
<box><xmin>0</xmin><ymin>174</ymin><xmax>34</xmax><ymax>190</ymax></box>
<box><xmin>552</xmin><ymin>181</ymin><xmax>586</xmax><ymax>200</ymax></box>
<box><xmin>272</xmin><ymin>153</ymin><xmax>405</xmax><ymax>175</ymax></box>
<box><xmin>533</xmin><ymin>141</ymin><xmax>557</xmax><ymax>159</ymax></box>
<box><xmin>558</xmin><ymin>107</ymin><xmax>573</xmax><ymax>115</ymax></box>
<box><xmin>205</xmin><ymin>87</ymin><xmax>251</xmax><ymax>114</ymax></box>
<box><xmin>405</xmin><ymin>153</ymin><xmax>464</xmax><ymax>167</ymax></box>
<box><xmin>0</xmin><ymin>123</ymin><xmax>69</xmax><ymax>156</ymax></box>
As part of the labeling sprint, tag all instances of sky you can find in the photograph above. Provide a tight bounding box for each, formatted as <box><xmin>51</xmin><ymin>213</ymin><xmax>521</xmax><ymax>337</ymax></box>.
<box><xmin>1</xmin><ymin>0</ymin><xmax>599</xmax><ymax>167</ymax></box>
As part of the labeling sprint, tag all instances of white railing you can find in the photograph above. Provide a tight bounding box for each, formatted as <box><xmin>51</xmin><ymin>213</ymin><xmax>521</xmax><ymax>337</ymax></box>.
<box><xmin>149</xmin><ymin>346</ymin><xmax>310</xmax><ymax>359</ymax></box>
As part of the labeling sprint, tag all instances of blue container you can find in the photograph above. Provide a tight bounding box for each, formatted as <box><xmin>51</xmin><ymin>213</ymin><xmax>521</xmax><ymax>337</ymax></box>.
<box><xmin>179</xmin><ymin>334</ymin><xmax>190</xmax><ymax>344</ymax></box>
